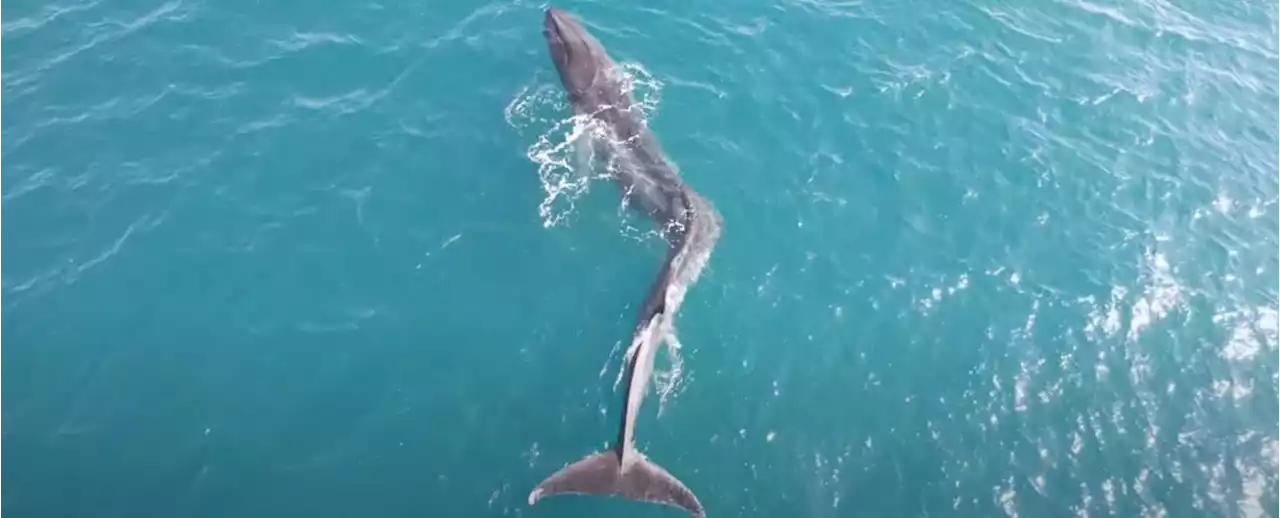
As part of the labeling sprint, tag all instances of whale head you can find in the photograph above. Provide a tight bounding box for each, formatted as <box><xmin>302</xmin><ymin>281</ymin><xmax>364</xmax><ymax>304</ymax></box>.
<box><xmin>543</xmin><ymin>8</ymin><xmax>617</xmax><ymax>107</ymax></box>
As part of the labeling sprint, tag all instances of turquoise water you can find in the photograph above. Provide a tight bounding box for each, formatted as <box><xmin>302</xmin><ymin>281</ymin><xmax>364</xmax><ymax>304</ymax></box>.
<box><xmin>4</xmin><ymin>0</ymin><xmax>1278</xmax><ymax>516</ymax></box>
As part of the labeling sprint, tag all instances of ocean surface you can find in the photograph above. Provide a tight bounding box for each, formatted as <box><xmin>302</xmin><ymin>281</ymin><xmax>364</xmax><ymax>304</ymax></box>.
<box><xmin>3</xmin><ymin>0</ymin><xmax>1278</xmax><ymax>516</ymax></box>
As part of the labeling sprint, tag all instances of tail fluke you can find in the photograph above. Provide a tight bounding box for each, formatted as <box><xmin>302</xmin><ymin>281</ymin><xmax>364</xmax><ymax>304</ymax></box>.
<box><xmin>528</xmin><ymin>450</ymin><xmax>705</xmax><ymax>517</ymax></box>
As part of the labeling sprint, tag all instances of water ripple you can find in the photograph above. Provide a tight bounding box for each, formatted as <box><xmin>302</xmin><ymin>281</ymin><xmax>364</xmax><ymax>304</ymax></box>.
<box><xmin>0</xmin><ymin>0</ymin><xmax>104</xmax><ymax>37</ymax></box>
<box><xmin>4</xmin><ymin>210</ymin><xmax>167</xmax><ymax>304</ymax></box>
<box><xmin>34</xmin><ymin>0</ymin><xmax>188</xmax><ymax>75</ymax></box>
<box><xmin>271</xmin><ymin>30</ymin><xmax>363</xmax><ymax>53</ymax></box>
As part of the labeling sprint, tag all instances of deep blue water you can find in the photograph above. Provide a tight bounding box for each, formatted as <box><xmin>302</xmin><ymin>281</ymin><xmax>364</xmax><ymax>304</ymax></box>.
<box><xmin>4</xmin><ymin>0</ymin><xmax>1278</xmax><ymax>517</ymax></box>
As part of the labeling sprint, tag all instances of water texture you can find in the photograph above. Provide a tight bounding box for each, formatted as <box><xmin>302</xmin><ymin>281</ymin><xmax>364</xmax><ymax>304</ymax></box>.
<box><xmin>3</xmin><ymin>0</ymin><xmax>1278</xmax><ymax>517</ymax></box>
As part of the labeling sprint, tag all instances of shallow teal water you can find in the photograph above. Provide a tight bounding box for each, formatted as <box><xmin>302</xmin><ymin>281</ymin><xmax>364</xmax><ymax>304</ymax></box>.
<box><xmin>4</xmin><ymin>0</ymin><xmax>1279</xmax><ymax>516</ymax></box>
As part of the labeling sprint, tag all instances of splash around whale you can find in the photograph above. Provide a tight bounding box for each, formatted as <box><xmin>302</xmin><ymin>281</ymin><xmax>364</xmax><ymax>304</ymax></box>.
<box><xmin>526</xmin><ymin>7</ymin><xmax>723</xmax><ymax>518</ymax></box>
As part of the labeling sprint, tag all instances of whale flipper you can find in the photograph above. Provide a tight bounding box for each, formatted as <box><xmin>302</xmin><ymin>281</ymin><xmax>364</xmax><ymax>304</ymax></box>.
<box><xmin>528</xmin><ymin>450</ymin><xmax>705</xmax><ymax>518</ymax></box>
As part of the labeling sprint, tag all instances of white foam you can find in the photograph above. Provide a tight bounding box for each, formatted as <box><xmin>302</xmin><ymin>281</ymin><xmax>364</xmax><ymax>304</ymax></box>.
<box><xmin>1214</xmin><ymin>306</ymin><xmax>1278</xmax><ymax>362</ymax></box>
<box><xmin>1127</xmin><ymin>249</ymin><xmax>1182</xmax><ymax>342</ymax></box>
<box><xmin>504</xmin><ymin>63</ymin><xmax>665</xmax><ymax>228</ymax></box>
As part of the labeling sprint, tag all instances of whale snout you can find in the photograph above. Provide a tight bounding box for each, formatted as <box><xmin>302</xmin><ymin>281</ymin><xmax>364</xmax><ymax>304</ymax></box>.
<box><xmin>542</xmin><ymin>7</ymin><xmax>607</xmax><ymax>97</ymax></box>
<box><xmin>543</xmin><ymin>7</ymin><xmax>578</xmax><ymax>45</ymax></box>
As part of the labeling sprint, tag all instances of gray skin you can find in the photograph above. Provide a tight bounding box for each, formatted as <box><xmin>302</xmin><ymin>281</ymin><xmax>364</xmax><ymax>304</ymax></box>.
<box><xmin>527</xmin><ymin>7</ymin><xmax>722</xmax><ymax>518</ymax></box>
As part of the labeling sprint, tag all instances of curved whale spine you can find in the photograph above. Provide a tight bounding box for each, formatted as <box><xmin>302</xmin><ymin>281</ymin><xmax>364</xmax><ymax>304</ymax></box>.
<box><xmin>527</xmin><ymin>7</ymin><xmax>722</xmax><ymax>518</ymax></box>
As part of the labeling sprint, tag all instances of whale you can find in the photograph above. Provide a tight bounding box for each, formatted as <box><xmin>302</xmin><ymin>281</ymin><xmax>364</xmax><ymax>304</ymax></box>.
<box><xmin>527</xmin><ymin>7</ymin><xmax>723</xmax><ymax>518</ymax></box>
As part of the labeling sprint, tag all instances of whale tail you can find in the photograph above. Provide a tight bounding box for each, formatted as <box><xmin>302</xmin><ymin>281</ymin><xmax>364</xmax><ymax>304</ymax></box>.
<box><xmin>528</xmin><ymin>449</ymin><xmax>705</xmax><ymax>517</ymax></box>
